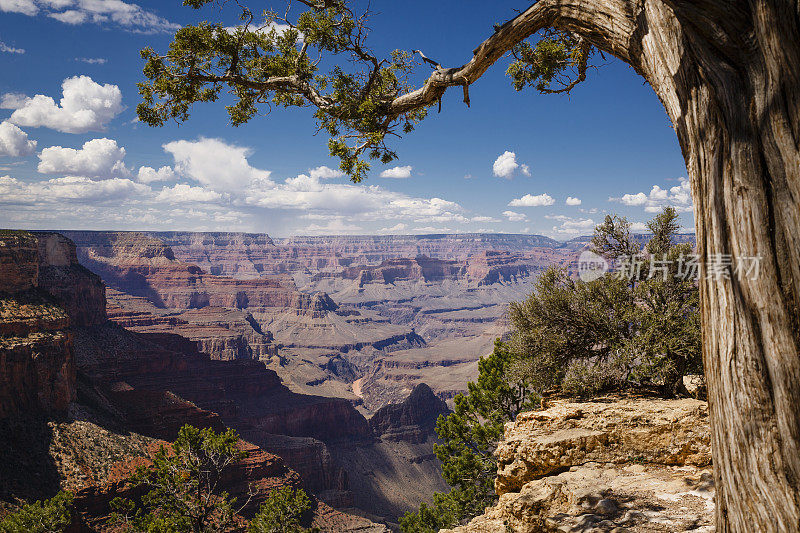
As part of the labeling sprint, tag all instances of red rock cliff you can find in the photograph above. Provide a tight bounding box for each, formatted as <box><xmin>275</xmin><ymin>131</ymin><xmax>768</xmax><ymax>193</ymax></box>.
<box><xmin>0</xmin><ymin>230</ymin><xmax>105</xmax><ymax>418</ymax></box>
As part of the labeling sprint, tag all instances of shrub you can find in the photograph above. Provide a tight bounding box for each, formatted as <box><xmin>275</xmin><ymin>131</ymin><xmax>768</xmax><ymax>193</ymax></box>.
<box><xmin>510</xmin><ymin>207</ymin><xmax>702</xmax><ymax>397</ymax></box>
<box><xmin>0</xmin><ymin>491</ymin><xmax>74</xmax><ymax>533</ymax></box>
<box><xmin>109</xmin><ymin>425</ymin><xmax>246</xmax><ymax>532</ymax></box>
<box><xmin>248</xmin><ymin>486</ymin><xmax>313</xmax><ymax>533</ymax></box>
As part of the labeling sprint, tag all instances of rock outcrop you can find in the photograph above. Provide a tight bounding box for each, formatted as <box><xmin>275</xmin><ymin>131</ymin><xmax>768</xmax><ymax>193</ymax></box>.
<box><xmin>106</xmin><ymin>290</ymin><xmax>278</xmax><ymax>361</ymax></box>
<box><xmin>63</xmin><ymin>231</ymin><xmax>301</xmax><ymax>311</ymax></box>
<box><xmin>444</xmin><ymin>396</ymin><xmax>714</xmax><ymax>533</ymax></box>
<box><xmin>0</xmin><ymin>231</ymin><xmax>39</xmax><ymax>293</ymax></box>
<box><xmin>466</xmin><ymin>250</ymin><xmax>532</xmax><ymax>286</ymax></box>
<box><xmin>0</xmin><ymin>231</ymin><xmax>105</xmax><ymax>419</ymax></box>
<box><xmin>369</xmin><ymin>383</ymin><xmax>450</xmax><ymax>443</ymax></box>
<box><xmin>36</xmin><ymin>232</ymin><xmax>106</xmax><ymax>327</ymax></box>
<box><xmin>338</xmin><ymin>252</ymin><xmax>535</xmax><ymax>288</ymax></box>
<box><xmin>330</xmin><ymin>386</ymin><xmax>451</xmax><ymax>523</ymax></box>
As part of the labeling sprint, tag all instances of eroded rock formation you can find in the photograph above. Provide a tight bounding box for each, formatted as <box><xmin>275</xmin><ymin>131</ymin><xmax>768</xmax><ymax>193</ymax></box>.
<box><xmin>0</xmin><ymin>230</ymin><xmax>105</xmax><ymax>419</ymax></box>
<box><xmin>369</xmin><ymin>383</ymin><xmax>450</xmax><ymax>443</ymax></box>
<box><xmin>0</xmin><ymin>231</ymin><xmax>386</xmax><ymax>531</ymax></box>
<box><xmin>444</xmin><ymin>396</ymin><xmax>714</xmax><ymax>533</ymax></box>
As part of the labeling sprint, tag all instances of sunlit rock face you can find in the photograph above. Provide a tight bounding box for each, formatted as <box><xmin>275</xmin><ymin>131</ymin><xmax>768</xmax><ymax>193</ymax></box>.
<box><xmin>443</xmin><ymin>395</ymin><xmax>714</xmax><ymax>533</ymax></box>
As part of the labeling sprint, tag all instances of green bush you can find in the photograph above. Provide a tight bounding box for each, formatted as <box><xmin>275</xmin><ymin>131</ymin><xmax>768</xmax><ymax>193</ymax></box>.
<box><xmin>0</xmin><ymin>491</ymin><xmax>74</xmax><ymax>533</ymax></box>
<box><xmin>248</xmin><ymin>486</ymin><xmax>313</xmax><ymax>533</ymax></box>
<box><xmin>510</xmin><ymin>207</ymin><xmax>702</xmax><ymax>397</ymax></box>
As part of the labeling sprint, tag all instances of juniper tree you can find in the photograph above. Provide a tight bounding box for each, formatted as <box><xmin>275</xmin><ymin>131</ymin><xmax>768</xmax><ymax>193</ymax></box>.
<box><xmin>140</xmin><ymin>2</ymin><xmax>800</xmax><ymax>529</ymax></box>
<box><xmin>109</xmin><ymin>425</ymin><xmax>247</xmax><ymax>533</ymax></box>
<box><xmin>248</xmin><ymin>486</ymin><xmax>313</xmax><ymax>533</ymax></box>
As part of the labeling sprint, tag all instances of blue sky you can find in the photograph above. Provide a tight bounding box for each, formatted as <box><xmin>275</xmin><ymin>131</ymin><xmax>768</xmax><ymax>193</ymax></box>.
<box><xmin>0</xmin><ymin>0</ymin><xmax>693</xmax><ymax>238</ymax></box>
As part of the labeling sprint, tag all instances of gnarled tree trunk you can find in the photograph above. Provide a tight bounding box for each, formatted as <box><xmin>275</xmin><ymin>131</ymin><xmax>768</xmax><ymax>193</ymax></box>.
<box><xmin>614</xmin><ymin>2</ymin><xmax>800</xmax><ymax>530</ymax></box>
<box><xmin>416</xmin><ymin>1</ymin><xmax>800</xmax><ymax>530</ymax></box>
<box><xmin>565</xmin><ymin>1</ymin><xmax>800</xmax><ymax>529</ymax></box>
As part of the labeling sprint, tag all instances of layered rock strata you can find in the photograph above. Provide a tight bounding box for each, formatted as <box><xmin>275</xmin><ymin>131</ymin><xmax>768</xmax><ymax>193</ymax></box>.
<box><xmin>0</xmin><ymin>231</ymin><xmax>386</xmax><ymax>531</ymax></box>
<box><xmin>0</xmin><ymin>231</ymin><xmax>105</xmax><ymax>419</ymax></box>
<box><xmin>369</xmin><ymin>383</ymin><xmax>450</xmax><ymax>443</ymax></box>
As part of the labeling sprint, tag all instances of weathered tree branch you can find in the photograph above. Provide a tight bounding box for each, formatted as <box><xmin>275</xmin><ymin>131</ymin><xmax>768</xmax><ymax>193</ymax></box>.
<box><xmin>387</xmin><ymin>0</ymin><xmax>637</xmax><ymax>117</ymax></box>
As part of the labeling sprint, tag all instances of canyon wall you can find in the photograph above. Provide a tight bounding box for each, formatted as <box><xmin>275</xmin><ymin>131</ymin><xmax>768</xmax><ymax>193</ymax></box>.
<box><xmin>0</xmin><ymin>231</ymin><xmax>387</xmax><ymax>531</ymax></box>
<box><xmin>52</xmin><ymin>229</ymin><xmax>680</xmax><ymax>525</ymax></box>
<box><xmin>0</xmin><ymin>230</ymin><xmax>105</xmax><ymax>419</ymax></box>
<box><xmin>369</xmin><ymin>383</ymin><xmax>450</xmax><ymax>444</ymax></box>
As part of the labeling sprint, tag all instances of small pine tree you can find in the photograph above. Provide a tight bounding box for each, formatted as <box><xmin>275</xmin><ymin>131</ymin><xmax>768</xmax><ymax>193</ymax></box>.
<box><xmin>109</xmin><ymin>425</ymin><xmax>246</xmax><ymax>533</ymax></box>
<box><xmin>248</xmin><ymin>486</ymin><xmax>313</xmax><ymax>533</ymax></box>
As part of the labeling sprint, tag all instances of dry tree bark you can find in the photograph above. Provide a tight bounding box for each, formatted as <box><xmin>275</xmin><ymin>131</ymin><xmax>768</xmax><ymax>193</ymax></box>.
<box><xmin>391</xmin><ymin>1</ymin><xmax>800</xmax><ymax>531</ymax></box>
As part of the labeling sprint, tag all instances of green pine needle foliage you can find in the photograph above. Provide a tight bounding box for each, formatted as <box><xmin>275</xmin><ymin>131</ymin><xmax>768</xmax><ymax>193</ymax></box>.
<box><xmin>248</xmin><ymin>486</ymin><xmax>314</xmax><ymax>533</ymax></box>
<box><xmin>108</xmin><ymin>425</ymin><xmax>246</xmax><ymax>533</ymax></box>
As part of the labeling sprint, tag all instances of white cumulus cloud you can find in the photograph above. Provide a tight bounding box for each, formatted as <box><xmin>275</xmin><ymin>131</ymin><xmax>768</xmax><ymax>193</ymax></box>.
<box><xmin>380</xmin><ymin>165</ymin><xmax>413</xmax><ymax>179</ymax></box>
<box><xmin>38</xmin><ymin>138</ymin><xmax>129</xmax><ymax>178</ymax></box>
<box><xmin>245</xmin><ymin>172</ymin><xmax>465</xmax><ymax>223</ymax></box>
<box><xmin>224</xmin><ymin>22</ymin><xmax>302</xmax><ymax>43</ymax></box>
<box><xmin>76</xmin><ymin>57</ymin><xmax>107</xmax><ymax>64</ymax></box>
<box><xmin>612</xmin><ymin>178</ymin><xmax>693</xmax><ymax>213</ymax></box>
<box><xmin>156</xmin><ymin>183</ymin><xmax>223</xmax><ymax>203</ymax></box>
<box><xmin>3</xmin><ymin>76</ymin><xmax>123</xmax><ymax>133</ymax></box>
<box><xmin>503</xmin><ymin>210</ymin><xmax>528</xmax><ymax>222</ymax></box>
<box><xmin>303</xmin><ymin>219</ymin><xmax>363</xmax><ymax>234</ymax></box>
<box><xmin>308</xmin><ymin>165</ymin><xmax>344</xmax><ymax>180</ymax></box>
<box><xmin>0</xmin><ymin>0</ymin><xmax>38</xmax><ymax>15</ymax></box>
<box><xmin>566</xmin><ymin>196</ymin><xmax>582</xmax><ymax>206</ymax></box>
<box><xmin>137</xmin><ymin>165</ymin><xmax>176</xmax><ymax>184</ymax></box>
<box><xmin>377</xmin><ymin>223</ymin><xmax>408</xmax><ymax>234</ymax></box>
<box><xmin>412</xmin><ymin>226</ymin><xmax>452</xmax><ymax>234</ymax></box>
<box><xmin>49</xmin><ymin>9</ymin><xmax>84</xmax><ymax>22</ymax></box>
<box><xmin>160</xmin><ymin>138</ymin><xmax>467</xmax><ymax>226</ymax></box>
<box><xmin>492</xmin><ymin>151</ymin><xmax>530</xmax><ymax>179</ymax></box>
<box><xmin>1</xmin><ymin>0</ymin><xmax>179</xmax><ymax>33</ymax></box>
<box><xmin>0</xmin><ymin>121</ymin><xmax>36</xmax><ymax>156</ymax></box>
<box><xmin>471</xmin><ymin>215</ymin><xmax>499</xmax><ymax>223</ymax></box>
<box><xmin>0</xmin><ymin>175</ymin><xmax>149</xmax><ymax>204</ymax></box>
<box><xmin>546</xmin><ymin>215</ymin><xmax>596</xmax><ymax>236</ymax></box>
<box><xmin>164</xmin><ymin>137</ymin><xmax>271</xmax><ymax>192</ymax></box>
<box><xmin>508</xmin><ymin>193</ymin><xmax>555</xmax><ymax>207</ymax></box>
